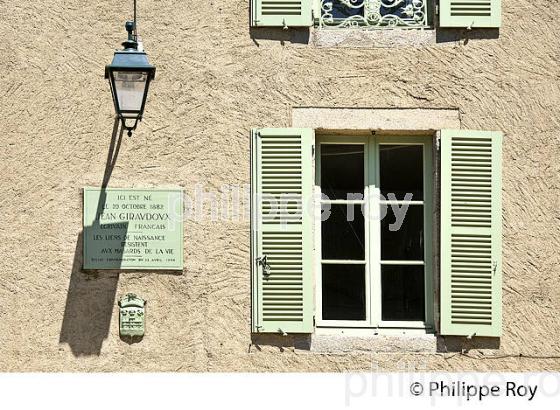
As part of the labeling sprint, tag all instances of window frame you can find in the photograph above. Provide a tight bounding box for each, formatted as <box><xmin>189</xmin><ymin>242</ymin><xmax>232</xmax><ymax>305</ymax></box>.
<box><xmin>314</xmin><ymin>134</ymin><xmax>434</xmax><ymax>331</ymax></box>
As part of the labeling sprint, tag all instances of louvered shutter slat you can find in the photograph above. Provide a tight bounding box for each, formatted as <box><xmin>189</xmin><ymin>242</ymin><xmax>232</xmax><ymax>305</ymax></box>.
<box><xmin>251</xmin><ymin>0</ymin><xmax>313</xmax><ymax>27</ymax></box>
<box><xmin>440</xmin><ymin>130</ymin><xmax>502</xmax><ymax>337</ymax></box>
<box><xmin>440</xmin><ymin>0</ymin><xmax>501</xmax><ymax>28</ymax></box>
<box><xmin>251</xmin><ymin>128</ymin><xmax>313</xmax><ymax>333</ymax></box>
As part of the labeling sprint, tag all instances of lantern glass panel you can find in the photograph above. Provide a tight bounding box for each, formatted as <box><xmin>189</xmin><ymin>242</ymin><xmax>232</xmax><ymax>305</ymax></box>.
<box><xmin>113</xmin><ymin>70</ymin><xmax>148</xmax><ymax>113</ymax></box>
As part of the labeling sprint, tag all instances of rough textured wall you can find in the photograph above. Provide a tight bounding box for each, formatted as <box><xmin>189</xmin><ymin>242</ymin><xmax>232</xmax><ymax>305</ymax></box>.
<box><xmin>0</xmin><ymin>0</ymin><xmax>559</xmax><ymax>371</ymax></box>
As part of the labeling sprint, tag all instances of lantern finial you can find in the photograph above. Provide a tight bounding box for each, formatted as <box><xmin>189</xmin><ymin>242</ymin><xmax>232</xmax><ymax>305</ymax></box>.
<box><xmin>121</xmin><ymin>21</ymin><xmax>137</xmax><ymax>50</ymax></box>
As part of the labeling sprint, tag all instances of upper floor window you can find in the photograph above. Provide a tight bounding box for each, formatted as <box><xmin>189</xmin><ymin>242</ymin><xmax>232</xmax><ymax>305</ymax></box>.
<box><xmin>250</xmin><ymin>0</ymin><xmax>501</xmax><ymax>30</ymax></box>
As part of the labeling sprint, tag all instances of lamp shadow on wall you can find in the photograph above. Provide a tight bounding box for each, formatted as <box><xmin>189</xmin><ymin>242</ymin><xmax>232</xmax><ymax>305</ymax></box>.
<box><xmin>59</xmin><ymin>118</ymin><xmax>125</xmax><ymax>356</ymax></box>
<box><xmin>59</xmin><ymin>231</ymin><xmax>120</xmax><ymax>356</ymax></box>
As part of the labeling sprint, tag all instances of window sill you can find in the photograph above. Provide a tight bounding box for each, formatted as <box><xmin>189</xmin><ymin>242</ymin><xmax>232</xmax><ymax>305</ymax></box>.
<box><xmin>311</xmin><ymin>27</ymin><xmax>436</xmax><ymax>48</ymax></box>
<box><xmin>311</xmin><ymin>329</ymin><xmax>437</xmax><ymax>353</ymax></box>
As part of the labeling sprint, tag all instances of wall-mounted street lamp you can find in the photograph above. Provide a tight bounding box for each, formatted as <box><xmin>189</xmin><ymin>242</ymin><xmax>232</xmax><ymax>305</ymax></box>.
<box><xmin>105</xmin><ymin>1</ymin><xmax>155</xmax><ymax>137</ymax></box>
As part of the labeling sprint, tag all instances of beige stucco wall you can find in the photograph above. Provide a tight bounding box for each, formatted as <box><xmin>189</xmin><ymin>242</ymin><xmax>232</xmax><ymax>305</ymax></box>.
<box><xmin>1</xmin><ymin>0</ymin><xmax>559</xmax><ymax>372</ymax></box>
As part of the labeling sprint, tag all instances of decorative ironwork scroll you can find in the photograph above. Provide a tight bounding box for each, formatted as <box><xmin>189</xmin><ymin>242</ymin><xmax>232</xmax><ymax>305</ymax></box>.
<box><xmin>318</xmin><ymin>0</ymin><xmax>428</xmax><ymax>29</ymax></box>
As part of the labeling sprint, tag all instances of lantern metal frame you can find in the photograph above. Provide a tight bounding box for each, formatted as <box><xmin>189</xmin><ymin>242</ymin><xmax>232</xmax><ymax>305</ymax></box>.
<box><xmin>105</xmin><ymin>2</ymin><xmax>155</xmax><ymax>137</ymax></box>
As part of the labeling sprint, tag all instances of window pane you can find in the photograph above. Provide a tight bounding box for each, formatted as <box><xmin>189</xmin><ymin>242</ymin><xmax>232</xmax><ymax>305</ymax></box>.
<box><xmin>379</xmin><ymin>145</ymin><xmax>423</xmax><ymax>200</ymax></box>
<box><xmin>381</xmin><ymin>265</ymin><xmax>425</xmax><ymax>321</ymax></box>
<box><xmin>114</xmin><ymin>71</ymin><xmax>148</xmax><ymax>112</ymax></box>
<box><xmin>325</xmin><ymin>1</ymin><xmax>364</xmax><ymax>19</ymax></box>
<box><xmin>322</xmin><ymin>264</ymin><xmax>366</xmax><ymax>321</ymax></box>
<box><xmin>321</xmin><ymin>144</ymin><xmax>364</xmax><ymax>200</ymax></box>
<box><xmin>322</xmin><ymin>203</ymin><xmax>364</xmax><ymax>260</ymax></box>
<box><xmin>381</xmin><ymin>205</ymin><xmax>424</xmax><ymax>261</ymax></box>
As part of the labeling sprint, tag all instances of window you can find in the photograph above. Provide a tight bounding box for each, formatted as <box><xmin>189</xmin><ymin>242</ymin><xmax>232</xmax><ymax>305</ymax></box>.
<box><xmin>315</xmin><ymin>135</ymin><xmax>433</xmax><ymax>329</ymax></box>
<box><xmin>250</xmin><ymin>0</ymin><xmax>501</xmax><ymax>29</ymax></box>
<box><xmin>251</xmin><ymin>127</ymin><xmax>502</xmax><ymax>338</ymax></box>
<box><xmin>316</xmin><ymin>0</ymin><xmax>430</xmax><ymax>29</ymax></box>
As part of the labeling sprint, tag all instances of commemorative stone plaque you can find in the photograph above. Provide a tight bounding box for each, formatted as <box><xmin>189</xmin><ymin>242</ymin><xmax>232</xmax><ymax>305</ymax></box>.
<box><xmin>83</xmin><ymin>187</ymin><xmax>183</xmax><ymax>270</ymax></box>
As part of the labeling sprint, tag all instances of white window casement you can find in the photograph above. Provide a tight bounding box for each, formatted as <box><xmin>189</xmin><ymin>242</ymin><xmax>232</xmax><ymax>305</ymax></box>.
<box><xmin>251</xmin><ymin>108</ymin><xmax>503</xmax><ymax>340</ymax></box>
<box><xmin>314</xmin><ymin>135</ymin><xmax>434</xmax><ymax>332</ymax></box>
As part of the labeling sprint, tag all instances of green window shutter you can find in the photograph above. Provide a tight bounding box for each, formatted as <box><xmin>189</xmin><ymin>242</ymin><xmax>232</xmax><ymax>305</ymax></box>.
<box><xmin>251</xmin><ymin>128</ymin><xmax>314</xmax><ymax>333</ymax></box>
<box><xmin>251</xmin><ymin>0</ymin><xmax>313</xmax><ymax>27</ymax></box>
<box><xmin>440</xmin><ymin>130</ymin><xmax>502</xmax><ymax>337</ymax></box>
<box><xmin>439</xmin><ymin>0</ymin><xmax>501</xmax><ymax>28</ymax></box>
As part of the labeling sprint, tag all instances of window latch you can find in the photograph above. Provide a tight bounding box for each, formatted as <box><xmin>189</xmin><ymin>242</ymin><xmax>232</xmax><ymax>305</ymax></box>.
<box><xmin>256</xmin><ymin>255</ymin><xmax>271</xmax><ymax>276</ymax></box>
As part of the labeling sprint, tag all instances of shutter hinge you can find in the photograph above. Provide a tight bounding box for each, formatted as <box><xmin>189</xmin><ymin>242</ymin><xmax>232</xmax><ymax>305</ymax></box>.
<box><xmin>436</xmin><ymin>131</ymin><xmax>441</xmax><ymax>151</ymax></box>
<box><xmin>435</xmin><ymin>4</ymin><xmax>439</xmax><ymax>15</ymax></box>
<box><xmin>313</xmin><ymin>315</ymin><xmax>316</xmax><ymax>327</ymax></box>
<box><xmin>312</xmin><ymin>144</ymin><xmax>315</xmax><ymax>159</ymax></box>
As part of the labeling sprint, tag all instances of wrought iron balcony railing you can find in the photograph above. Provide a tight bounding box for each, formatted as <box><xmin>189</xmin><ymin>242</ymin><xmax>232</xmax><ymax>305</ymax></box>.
<box><xmin>318</xmin><ymin>0</ymin><xmax>428</xmax><ymax>29</ymax></box>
